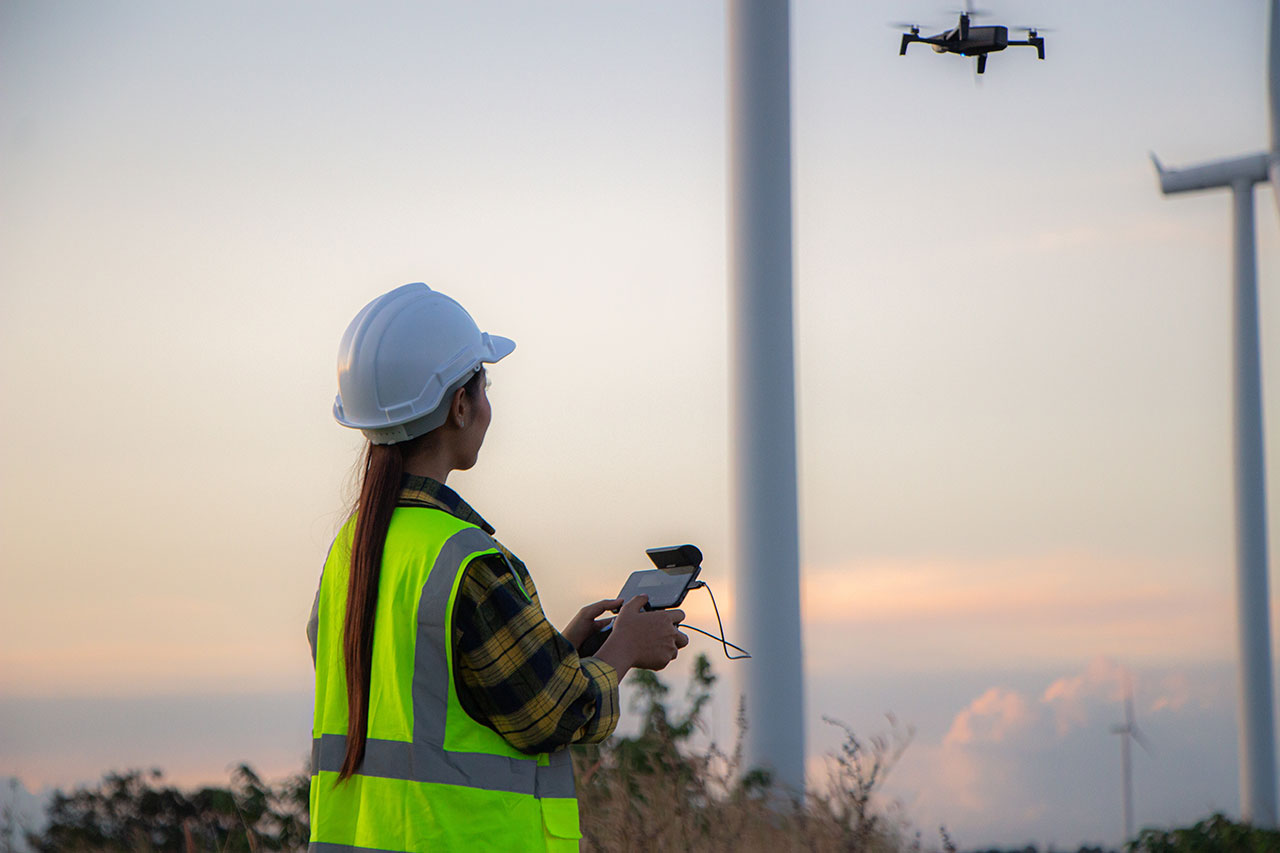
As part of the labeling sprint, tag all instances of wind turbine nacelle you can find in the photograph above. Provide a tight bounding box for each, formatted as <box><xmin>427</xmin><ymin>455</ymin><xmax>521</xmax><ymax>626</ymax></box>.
<box><xmin>1151</xmin><ymin>152</ymin><xmax>1270</xmax><ymax>195</ymax></box>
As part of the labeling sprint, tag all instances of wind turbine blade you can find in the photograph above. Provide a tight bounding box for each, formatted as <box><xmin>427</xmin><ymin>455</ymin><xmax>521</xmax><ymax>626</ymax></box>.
<box><xmin>1131</xmin><ymin>726</ymin><xmax>1155</xmax><ymax>755</ymax></box>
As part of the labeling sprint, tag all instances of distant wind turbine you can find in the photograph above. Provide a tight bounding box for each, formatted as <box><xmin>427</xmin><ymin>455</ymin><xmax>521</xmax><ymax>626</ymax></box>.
<box><xmin>1110</xmin><ymin>674</ymin><xmax>1153</xmax><ymax>843</ymax></box>
<box><xmin>1150</xmin><ymin>0</ymin><xmax>1278</xmax><ymax>827</ymax></box>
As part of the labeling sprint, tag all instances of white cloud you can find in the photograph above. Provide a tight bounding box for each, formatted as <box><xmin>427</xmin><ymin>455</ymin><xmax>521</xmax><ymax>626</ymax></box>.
<box><xmin>1148</xmin><ymin>672</ymin><xmax>1191</xmax><ymax>714</ymax></box>
<box><xmin>1041</xmin><ymin>655</ymin><xmax>1130</xmax><ymax>736</ymax></box>
<box><xmin>880</xmin><ymin>658</ymin><xmax>1238</xmax><ymax>849</ymax></box>
<box><xmin>943</xmin><ymin>687</ymin><xmax>1035</xmax><ymax>747</ymax></box>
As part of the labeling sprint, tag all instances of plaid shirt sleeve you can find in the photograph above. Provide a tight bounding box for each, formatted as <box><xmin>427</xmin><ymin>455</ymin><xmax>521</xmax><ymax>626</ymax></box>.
<box><xmin>450</xmin><ymin>551</ymin><xmax>620</xmax><ymax>754</ymax></box>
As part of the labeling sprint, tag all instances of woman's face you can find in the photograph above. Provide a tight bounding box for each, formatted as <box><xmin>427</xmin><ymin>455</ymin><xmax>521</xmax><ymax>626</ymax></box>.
<box><xmin>457</xmin><ymin>370</ymin><xmax>491</xmax><ymax>471</ymax></box>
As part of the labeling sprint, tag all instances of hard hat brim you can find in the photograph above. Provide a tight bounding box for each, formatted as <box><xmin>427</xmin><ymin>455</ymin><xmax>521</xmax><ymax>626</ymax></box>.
<box><xmin>483</xmin><ymin>333</ymin><xmax>516</xmax><ymax>363</ymax></box>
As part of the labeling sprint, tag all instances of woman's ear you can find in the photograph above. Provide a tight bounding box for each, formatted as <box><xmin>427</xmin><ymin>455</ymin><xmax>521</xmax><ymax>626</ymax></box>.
<box><xmin>448</xmin><ymin>386</ymin><xmax>469</xmax><ymax>428</ymax></box>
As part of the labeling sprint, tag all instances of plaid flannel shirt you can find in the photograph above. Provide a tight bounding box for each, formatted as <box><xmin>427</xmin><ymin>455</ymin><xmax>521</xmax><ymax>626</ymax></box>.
<box><xmin>396</xmin><ymin>475</ymin><xmax>620</xmax><ymax>754</ymax></box>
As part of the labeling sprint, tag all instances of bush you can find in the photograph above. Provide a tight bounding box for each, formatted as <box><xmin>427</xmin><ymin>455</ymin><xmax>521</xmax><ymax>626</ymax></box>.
<box><xmin>1130</xmin><ymin>813</ymin><xmax>1280</xmax><ymax>853</ymax></box>
<box><xmin>25</xmin><ymin>765</ymin><xmax>308</xmax><ymax>852</ymax></box>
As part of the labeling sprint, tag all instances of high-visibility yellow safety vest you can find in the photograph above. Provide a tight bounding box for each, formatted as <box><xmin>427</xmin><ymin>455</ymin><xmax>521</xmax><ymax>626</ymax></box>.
<box><xmin>310</xmin><ymin>508</ymin><xmax>581</xmax><ymax>852</ymax></box>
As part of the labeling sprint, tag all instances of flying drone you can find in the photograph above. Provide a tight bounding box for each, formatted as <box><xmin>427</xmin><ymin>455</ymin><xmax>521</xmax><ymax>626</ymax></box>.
<box><xmin>897</xmin><ymin>4</ymin><xmax>1046</xmax><ymax>74</ymax></box>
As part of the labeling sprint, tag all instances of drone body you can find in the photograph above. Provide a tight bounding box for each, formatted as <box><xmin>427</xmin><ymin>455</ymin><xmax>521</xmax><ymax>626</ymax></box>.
<box><xmin>899</xmin><ymin>12</ymin><xmax>1045</xmax><ymax>74</ymax></box>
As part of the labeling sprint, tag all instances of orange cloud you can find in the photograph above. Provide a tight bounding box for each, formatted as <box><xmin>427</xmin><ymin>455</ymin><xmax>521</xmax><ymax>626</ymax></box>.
<box><xmin>797</xmin><ymin>553</ymin><xmax>1238</xmax><ymax>671</ymax></box>
<box><xmin>801</xmin><ymin>553</ymin><xmax>1208</xmax><ymax>625</ymax></box>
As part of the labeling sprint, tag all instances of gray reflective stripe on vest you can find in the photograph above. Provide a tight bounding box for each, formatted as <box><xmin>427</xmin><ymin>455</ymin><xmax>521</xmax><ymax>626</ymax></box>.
<box><xmin>414</xmin><ymin>526</ymin><xmax>496</xmax><ymax>746</ymax></box>
<box><xmin>313</xmin><ymin>525</ymin><xmax>575</xmax><ymax>800</ymax></box>
<box><xmin>310</xmin><ymin>733</ymin><xmax>575</xmax><ymax>798</ymax></box>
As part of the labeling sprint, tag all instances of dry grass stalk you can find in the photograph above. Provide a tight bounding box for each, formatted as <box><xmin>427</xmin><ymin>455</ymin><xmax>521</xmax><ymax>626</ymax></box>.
<box><xmin>574</xmin><ymin>656</ymin><xmax>916</xmax><ymax>853</ymax></box>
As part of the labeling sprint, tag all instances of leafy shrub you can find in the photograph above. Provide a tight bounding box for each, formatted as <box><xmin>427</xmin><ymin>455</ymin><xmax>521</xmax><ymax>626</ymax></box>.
<box><xmin>25</xmin><ymin>764</ymin><xmax>307</xmax><ymax>852</ymax></box>
<box><xmin>1130</xmin><ymin>813</ymin><xmax>1280</xmax><ymax>853</ymax></box>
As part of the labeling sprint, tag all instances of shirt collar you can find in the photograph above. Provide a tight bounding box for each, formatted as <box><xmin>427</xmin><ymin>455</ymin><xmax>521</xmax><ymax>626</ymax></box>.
<box><xmin>398</xmin><ymin>473</ymin><xmax>495</xmax><ymax>535</ymax></box>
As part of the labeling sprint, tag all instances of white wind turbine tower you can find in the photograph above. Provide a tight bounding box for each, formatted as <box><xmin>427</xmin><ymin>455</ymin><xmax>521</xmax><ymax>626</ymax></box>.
<box><xmin>1110</xmin><ymin>674</ymin><xmax>1152</xmax><ymax>843</ymax></box>
<box><xmin>1150</xmin><ymin>0</ymin><xmax>1278</xmax><ymax>827</ymax></box>
<box><xmin>727</xmin><ymin>0</ymin><xmax>805</xmax><ymax>794</ymax></box>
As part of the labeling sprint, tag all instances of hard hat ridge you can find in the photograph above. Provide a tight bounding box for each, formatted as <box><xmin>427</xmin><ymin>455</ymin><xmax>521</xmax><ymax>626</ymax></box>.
<box><xmin>333</xmin><ymin>283</ymin><xmax>514</xmax><ymax>445</ymax></box>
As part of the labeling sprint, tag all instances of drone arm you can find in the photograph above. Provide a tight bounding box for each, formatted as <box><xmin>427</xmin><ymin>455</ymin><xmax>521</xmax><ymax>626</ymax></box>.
<box><xmin>900</xmin><ymin>32</ymin><xmax>916</xmax><ymax>55</ymax></box>
<box><xmin>1006</xmin><ymin>37</ymin><xmax>1046</xmax><ymax>59</ymax></box>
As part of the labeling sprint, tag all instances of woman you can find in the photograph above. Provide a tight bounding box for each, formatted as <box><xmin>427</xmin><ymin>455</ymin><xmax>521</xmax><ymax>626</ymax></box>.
<box><xmin>307</xmin><ymin>283</ymin><xmax>688</xmax><ymax>852</ymax></box>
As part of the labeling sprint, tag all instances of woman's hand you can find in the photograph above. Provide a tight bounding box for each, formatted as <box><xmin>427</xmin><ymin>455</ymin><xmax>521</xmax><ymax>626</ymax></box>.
<box><xmin>562</xmin><ymin>597</ymin><xmax>624</xmax><ymax>651</ymax></box>
<box><xmin>595</xmin><ymin>595</ymin><xmax>689</xmax><ymax>680</ymax></box>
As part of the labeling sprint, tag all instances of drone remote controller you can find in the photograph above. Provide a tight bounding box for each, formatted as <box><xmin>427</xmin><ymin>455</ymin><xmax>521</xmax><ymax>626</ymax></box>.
<box><xmin>577</xmin><ymin>545</ymin><xmax>702</xmax><ymax>656</ymax></box>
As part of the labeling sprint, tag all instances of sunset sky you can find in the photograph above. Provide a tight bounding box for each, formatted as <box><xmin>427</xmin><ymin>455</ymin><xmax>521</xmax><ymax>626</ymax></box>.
<box><xmin>2</xmin><ymin>1</ymin><xmax>1278</xmax><ymax>847</ymax></box>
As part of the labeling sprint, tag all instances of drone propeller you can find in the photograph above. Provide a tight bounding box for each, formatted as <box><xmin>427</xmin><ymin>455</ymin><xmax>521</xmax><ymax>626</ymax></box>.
<box><xmin>1013</xmin><ymin>25</ymin><xmax>1055</xmax><ymax>35</ymax></box>
<box><xmin>889</xmin><ymin>21</ymin><xmax>921</xmax><ymax>30</ymax></box>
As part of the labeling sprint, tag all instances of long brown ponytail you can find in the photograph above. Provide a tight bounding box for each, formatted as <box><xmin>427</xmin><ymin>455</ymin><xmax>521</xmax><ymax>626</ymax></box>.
<box><xmin>338</xmin><ymin>441</ymin><xmax>404</xmax><ymax>781</ymax></box>
<box><xmin>336</xmin><ymin>369</ymin><xmax>484</xmax><ymax>782</ymax></box>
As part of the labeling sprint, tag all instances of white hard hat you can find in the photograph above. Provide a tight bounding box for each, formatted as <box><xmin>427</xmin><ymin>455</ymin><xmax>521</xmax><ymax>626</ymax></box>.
<box><xmin>333</xmin><ymin>283</ymin><xmax>515</xmax><ymax>445</ymax></box>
